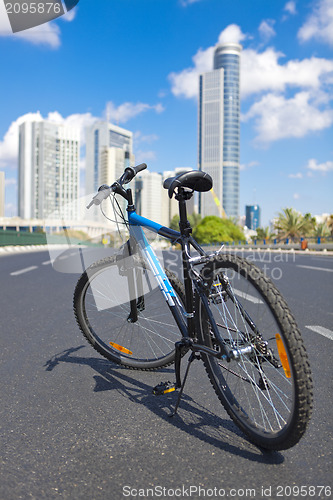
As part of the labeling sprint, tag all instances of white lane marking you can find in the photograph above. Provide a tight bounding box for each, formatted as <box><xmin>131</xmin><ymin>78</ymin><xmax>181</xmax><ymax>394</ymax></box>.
<box><xmin>10</xmin><ymin>266</ymin><xmax>38</xmax><ymax>276</ymax></box>
<box><xmin>42</xmin><ymin>260</ymin><xmax>52</xmax><ymax>265</ymax></box>
<box><xmin>305</xmin><ymin>325</ymin><xmax>333</xmax><ymax>341</ymax></box>
<box><xmin>234</xmin><ymin>289</ymin><xmax>263</xmax><ymax>304</ymax></box>
<box><xmin>297</xmin><ymin>265</ymin><xmax>333</xmax><ymax>272</ymax></box>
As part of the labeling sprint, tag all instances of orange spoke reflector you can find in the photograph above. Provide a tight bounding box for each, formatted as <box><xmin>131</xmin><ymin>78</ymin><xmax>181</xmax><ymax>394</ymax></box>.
<box><xmin>163</xmin><ymin>387</ymin><xmax>176</xmax><ymax>394</ymax></box>
<box><xmin>275</xmin><ymin>334</ymin><xmax>291</xmax><ymax>378</ymax></box>
<box><xmin>109</xmin><ymin>342</ymin><xmax>133</xmax><ymax>355</ymax></box>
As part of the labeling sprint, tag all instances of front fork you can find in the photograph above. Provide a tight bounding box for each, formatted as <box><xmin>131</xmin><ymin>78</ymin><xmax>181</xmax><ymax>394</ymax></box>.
<box><xmin>116</xmin><ymin>238</ymin><xmax>145</xmax><ymax>323</ymax></box>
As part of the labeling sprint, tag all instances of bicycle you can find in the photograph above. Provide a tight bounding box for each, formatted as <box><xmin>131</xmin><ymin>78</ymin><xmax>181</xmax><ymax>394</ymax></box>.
<box><xmin>73</xmin><ymin>163</ymin><xmax>313</xmax><ymax>450</ymax></box>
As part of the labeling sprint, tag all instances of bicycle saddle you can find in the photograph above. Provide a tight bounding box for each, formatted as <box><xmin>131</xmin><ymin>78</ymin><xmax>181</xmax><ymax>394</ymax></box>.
<box><xmin>163</xmin><ymin>170</ymin><xmax>213</xmax><ymax>199</ymax></box>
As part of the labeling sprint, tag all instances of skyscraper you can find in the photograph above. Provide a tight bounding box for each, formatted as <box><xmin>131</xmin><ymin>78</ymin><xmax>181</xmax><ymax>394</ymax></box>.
<box><xmin>18</xmin><ymin>120</ymin><xmax>80</xmax><ymax>220</ymax></box>
<box><xmin>134</xmin><ymin>170</ymin><xmax>163</xmax><ymax>225</ymax></box>
<box><xmin>246</xmin><ymin>205</ymin><xmax>261</xmax><ymax>230</ymax></box>
<box><xmin>198</xmin><ymin>69</ymin><xmax>224</xmax><ymax>217</ymax></box>
<box><xmin>199</xmin><ymin>42</ymin><xmax>241</xmax><ymax>219</ymax></box>
<box><xmin>85</xmin><ymin>121</ymin><xmax>133</xmax><ymax>195</ymax></box>
<box><xmin>99</xmin><ymin>146</ymin><xmax>135</xmax><ymax>219</ymax></box>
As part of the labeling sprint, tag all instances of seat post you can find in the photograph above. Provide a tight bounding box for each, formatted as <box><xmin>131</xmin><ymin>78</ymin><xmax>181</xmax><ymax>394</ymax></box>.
<box><xmin>175</xmin><ymin>188</ymin><xmax>195</xmax><ymax>336</ymax></box>
<box><xmin>176</xmin><ymin>188</ymin><xmax>192</xmax><ymax>237</ymax></box>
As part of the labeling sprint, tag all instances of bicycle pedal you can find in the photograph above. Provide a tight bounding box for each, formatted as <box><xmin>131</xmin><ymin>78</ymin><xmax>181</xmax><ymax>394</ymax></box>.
<box><xmin>152</xmin><ymin>381</ymin><xmax>177</xmax><ymax>396</ymax></box>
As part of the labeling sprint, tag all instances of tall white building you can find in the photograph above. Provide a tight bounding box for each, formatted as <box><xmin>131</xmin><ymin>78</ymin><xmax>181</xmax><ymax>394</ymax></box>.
<box><xmin>199</xmin><ymin>42</ymin><xmax>242</xmax><ymax>219</ymax></box>
<box><xmin>0</xmin><ymin>171</ymin><xmax>4</xmax><ymax>217</ymax></box>
<box><xmin>18</xmin><ymin>120</ymin><xmax>80</xmax><ymax>220</ymax></box>
<box><xmin>198</xmin><ymin>70</ymin><xmax>224</xmax><ymax>218</ymax></box>
<box><xmin>85</xmin><ymin>121</ymin><xmax>133</xmax><ymax>195</ymax></box>
<box><xmin>100</xmin><ymin>146</ymin><xmax>135</xmax><ymax>219</ymax></box>
<box><xmin>134</xmin><ymin>170</ymin><xmax>163</xmax><ymax>225</ymax></box>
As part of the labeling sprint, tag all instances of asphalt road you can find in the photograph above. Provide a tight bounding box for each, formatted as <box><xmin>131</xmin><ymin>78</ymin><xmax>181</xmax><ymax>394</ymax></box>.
<box><xmin>0</xmin><ymin>247</ymin><xmax>332</xmax><ymax>500</ymax></box>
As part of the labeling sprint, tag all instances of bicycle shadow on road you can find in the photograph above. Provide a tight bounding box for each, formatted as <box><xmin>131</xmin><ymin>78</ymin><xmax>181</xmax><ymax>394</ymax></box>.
<box><xmin>44</xmin><ymin>346</ymin><xmax>284</xmax><ymax>465</ymax></box>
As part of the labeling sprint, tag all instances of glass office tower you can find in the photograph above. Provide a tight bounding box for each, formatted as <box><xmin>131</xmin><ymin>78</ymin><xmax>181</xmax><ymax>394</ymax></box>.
<box><xmin>199</xmin><ymin>42</ymin><xmax>241</xmax><ymax>219</ymax></box>
<box><xmin>198</xmin><ymin>69</ymin><xmax>224</xmax><ymax>217</ymax></box>
<box><xmin>246</xmin><ymin>205</ymin><xmax>261</xmax><ymax>230</ymax></box>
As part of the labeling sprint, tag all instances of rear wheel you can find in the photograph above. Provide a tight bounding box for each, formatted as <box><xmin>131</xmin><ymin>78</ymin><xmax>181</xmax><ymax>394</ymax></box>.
<box><xmin>196</xmin><ymin>254</ymin><xmax>313</xmax><ymax>450</ymax></box>
<box><xmin>74</xmin><ymin>256</ymin><xmax>185</xmax><ymax>370</ymax></box>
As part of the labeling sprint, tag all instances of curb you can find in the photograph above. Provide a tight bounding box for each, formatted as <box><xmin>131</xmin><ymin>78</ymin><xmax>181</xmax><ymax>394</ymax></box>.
<box><xmin>0</xmin><ymin>244</ymin><xmax>77</xmax><ymax>256</ymax></box>
<box><xmin>221</xmin><ymin>248</ymin><xmax>333</xmax><ymax>256</ymax></box>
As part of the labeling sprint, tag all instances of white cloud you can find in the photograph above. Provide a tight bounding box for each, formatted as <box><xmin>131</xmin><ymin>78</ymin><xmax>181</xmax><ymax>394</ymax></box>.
<box><xmin>105</xmin><ymin>101</ymin><xmax>164</xmax><ymax>124</ymax></box>
<box><xmin>5</xmin><ymin>177</ymin><xmax>17</xmax><ymax>186</ymax></box>
<box><xmin>298</xmin><ymin>0</ymin><xmax>333</xmax><ymax>46</ymax></box>
<box><xmin>134</xmin><ymin>150</ymin><xmax>157</xmax><ymax>164</ymax></box>
<box><xmin>217</xmin><ymin>24</ymin><xmax>247</xmax><ymax>45</ymax></box>
<box><xmin>306</xmin><ymin>158</ymin><xmax>333</xmax><ymax>173</ymax></box>
<box><xmin>288</xmin><ymin>172</ymin><xmax>303</xmax><ymax>179</ymax></box>
<box><xmin>284</xmin><ymin>1</ymin><xmax>297</xmax><ymax>15</ymax></box>
<box><xmin>180</xmin><ymin>0</ymin><xmax>202</xmax><ymax>6</ymax></box>
<box><xmin>14</xmin><ymin>22</ymin><xmax>61</xmax><ymax>48</ymax></box>
<box><xmin>293</xmin><ymin>193</ymin><xmax>300</xmax><ymax>199</ymax></box>
<box><xmin>241</xmin><ymin>49</ymin><xmax>333</xmax><ymax>97</ymax></box>
<box><xmin>242</xmin><ymin>91</ymin><xmax>333</xmax><ymax>143</ymax></box>
<box><xmin>62</xmin><ymin>8</ymin><xmax>77</xmax><ymax>22</ymax></box>
<box><xmin>258</xmin><ymin>20</ymin><xmax>276</xmax><ymax>42</ymax></box>
<box><xmin>0</xmin><ymin>1</ymin><xmax>14</xmax><ymax>32</ymax></box>
<box><xmin>240</xmin><ymin>161</ymin><xmax>260</xmax><ymax>171</ymax></box>
<box><xmin>169</xmin><ymin>46</ymin><xmax>215</xmax><ymax>99</ymax></box>
<box><xmin>169</xmin><ymin>67</ymin><xmax>199</xmax><ymax>99</ymax></box>
<box><xmin>133</xmin><ymin>131</ymin><xmax>159</xmax><ymax>145</ymax></box>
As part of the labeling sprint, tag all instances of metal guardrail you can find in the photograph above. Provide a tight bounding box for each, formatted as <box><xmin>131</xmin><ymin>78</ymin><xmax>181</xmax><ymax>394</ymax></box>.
<box><xmin>0</xmin><ymin>229</ymin><xmax>96</xmax><ymax>247</ymax></box>
<box><xmin>0</xmin><ymin>229</ymin><xmax>47</xmax><ymax>246</ymax></box>
<box><xmin>204</xmin><ymin>237</ymin><xmax>333</xmax><ymax>252</ymax></box>
<box><xmin>1</xmin><ymin>229</ymin><xmax>332</xmax><ymax>251</ymax></box>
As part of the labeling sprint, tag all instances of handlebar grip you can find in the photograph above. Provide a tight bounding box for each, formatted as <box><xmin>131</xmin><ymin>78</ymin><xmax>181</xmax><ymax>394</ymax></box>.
<box><xmin>133</xmin><ymin>163</ymin><xmax>147</xmax><ymax>174</ymax></box>
<box><xmin>122</xmin><ymin>163</ymin><xmax>148</xmax><ymax>185</ymax></box>
<box><xmin>86</xmin><ymin>186</ymin><xmax>111</xmax><ymax>208</ymax></box>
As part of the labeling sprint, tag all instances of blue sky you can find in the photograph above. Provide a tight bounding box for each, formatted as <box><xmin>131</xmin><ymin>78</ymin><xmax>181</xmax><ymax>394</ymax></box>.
<box><xmin>0</xmin><ymin>0</ymin><xmax>332</xmax><ymax>225</ymax></box>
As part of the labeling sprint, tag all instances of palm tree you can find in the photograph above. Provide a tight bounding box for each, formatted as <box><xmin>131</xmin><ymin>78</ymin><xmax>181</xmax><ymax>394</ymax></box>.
<box><xmin>274</xmin><ymin>208</ymin><xmax>313</xmax><ymax>241</ymax></box>
<box><xmin>313</xmin><ymin>222</ymin><xmax>330</xmax><ymax>238</ymax></box>
<box><xmin>326</xmin><ymin>215</ymin><xmax>333</xmax><ymax>236</ymax></box>
<box><xmin>256</xmin><ymin>226</ymin><xmax>275</xmax><ymax>241</ymax></box>
<box><xmin>302</xmin><ymin>213</ymin><xmax>317</xmax><ymax>235</ymax></box>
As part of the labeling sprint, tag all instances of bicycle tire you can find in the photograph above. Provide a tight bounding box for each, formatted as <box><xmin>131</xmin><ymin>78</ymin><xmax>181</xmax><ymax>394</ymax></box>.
<box><xmin>73</xmin><ymin>255</ymin><xmax>185</xmax><ymax>370</ymax></box>
<box><xmin>196</xmin><ymin>254</ymin><xmax>313</xmax><ymax>450</ymax></box>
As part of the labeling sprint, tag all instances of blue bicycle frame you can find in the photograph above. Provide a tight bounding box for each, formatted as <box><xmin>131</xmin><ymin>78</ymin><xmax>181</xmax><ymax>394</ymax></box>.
<box><xmin>127</xmin><ymin>210</ymin><xmax>188</xmax><ymax>338</ymax></box>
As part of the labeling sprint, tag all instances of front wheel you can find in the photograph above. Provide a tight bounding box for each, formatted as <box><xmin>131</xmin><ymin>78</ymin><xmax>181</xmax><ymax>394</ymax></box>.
<box><xmin>196</xmin><ymin>254</ymin><xmax>313</xmax><ymax>450</ymax></box>
<box><xmin>74</xmin><ymin>256</ymin><xmax>185</xmax><ymax>370</ymax></box>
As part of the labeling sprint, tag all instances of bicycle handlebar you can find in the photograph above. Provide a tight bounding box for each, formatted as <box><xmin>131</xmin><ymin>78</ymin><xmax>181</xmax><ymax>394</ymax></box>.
<box><xmin>86</xmin><ymin>163</ymin><xmax>147</xmax><ymax>209</ymax></box>
<box><xmin>130</xmin><ymin>162</ymin><xmax>147</xmax><ymax>176</ymax></box>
